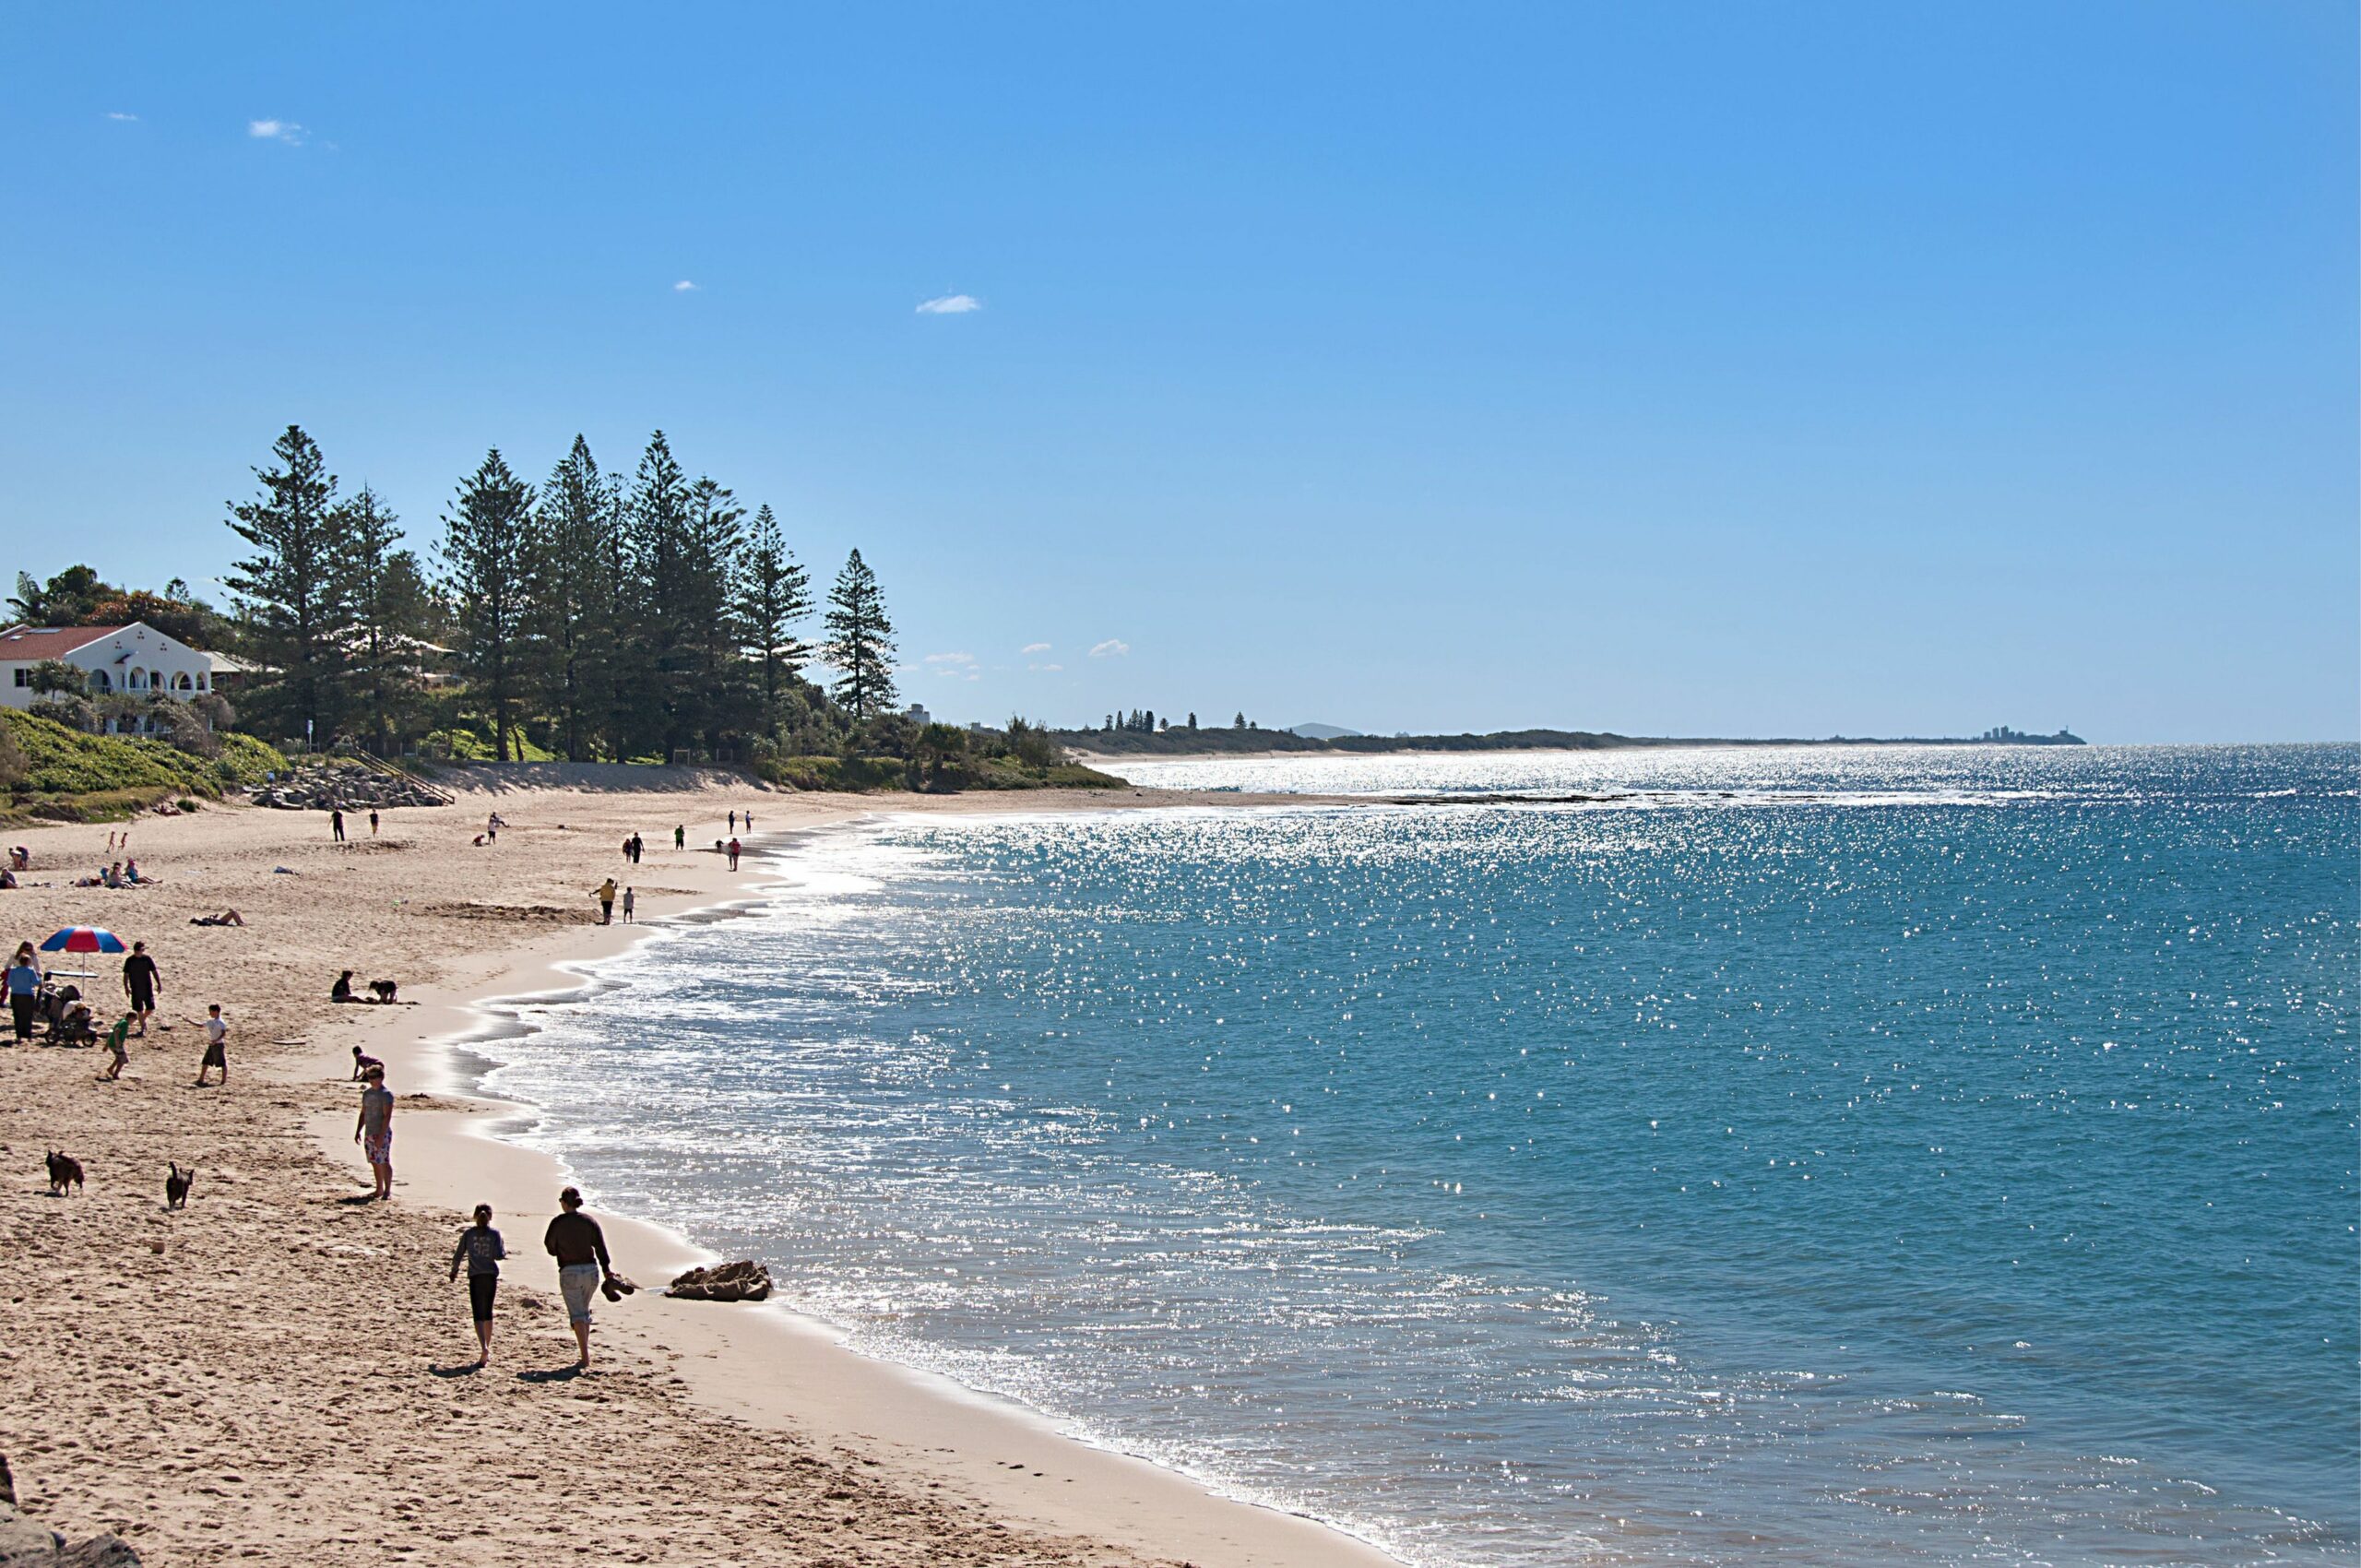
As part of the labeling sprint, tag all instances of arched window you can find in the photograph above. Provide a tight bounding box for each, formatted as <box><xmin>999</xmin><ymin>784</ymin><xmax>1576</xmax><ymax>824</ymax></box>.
<box><xmin>89</xmin><ymin>670</ymin><xmax>111</xmax><ymax>692</ymax></box>
<box><xmin>172</xmin><ymin>671</ymin><xmax>194</xmax><ymax>692</ymax></box>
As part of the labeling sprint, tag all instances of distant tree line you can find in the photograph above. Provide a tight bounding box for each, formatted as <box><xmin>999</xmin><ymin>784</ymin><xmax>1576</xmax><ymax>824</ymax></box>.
<box><xmin>220</xmin><ymin>424</ymin><xmax>907</xmax><ymax>762</ymax></box>
<box><xmin>10</xmin><ymin>424</ymin><xmax>1107</xmax><ymax>788</ymax></box>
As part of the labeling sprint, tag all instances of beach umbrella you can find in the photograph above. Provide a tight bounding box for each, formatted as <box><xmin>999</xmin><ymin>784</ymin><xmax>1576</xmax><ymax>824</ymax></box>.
<box><xmin>39</xmin><ymin>927</ymin><xmax>127</xmax><ymax>955</ymax></box>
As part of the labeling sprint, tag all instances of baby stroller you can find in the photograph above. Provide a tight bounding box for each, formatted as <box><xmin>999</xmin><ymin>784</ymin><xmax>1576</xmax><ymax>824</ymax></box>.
<box><xmin>40</xmin><ymin>983</ymin><xmax>99</xmax><ymax>1047</ymax></box>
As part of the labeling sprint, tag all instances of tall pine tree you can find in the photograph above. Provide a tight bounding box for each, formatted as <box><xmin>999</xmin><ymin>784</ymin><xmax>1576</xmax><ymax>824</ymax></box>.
<box><xmin>440</xmin><ymin>449</ymin><xmax>538</xmax><ymax>761</ymax></box>
<box><xmin>679</xmin><ymin>476</ymin><xmax>748</xmax><ymax>753</ymax></box>
<box><xmin>824</xmin><ymin>548</ymin><xmax>896</xmax><ymax>721</ymax></box>
<box><xmin>339</xmin><ymin>486</ymin><xmax>435</xmax><ymax>755</ymax></box>
<box><xmin>621</xmin><ymin>432</ymin><xmax>691</xmax><ymax>758</ymax></box>
<box><xmin>738</xmin><ymin>504</ymin><xmax>813</xmax><ymax>733</ymax></box>
<box><xmin>224</xmin><ymin>425</ymin><xmax>354</xmax><ymax>745</ymax></box>
<box><xmin>531</xmin><ymin>435</ymin><xmax>624</xmax><ymax>759</ymax></box>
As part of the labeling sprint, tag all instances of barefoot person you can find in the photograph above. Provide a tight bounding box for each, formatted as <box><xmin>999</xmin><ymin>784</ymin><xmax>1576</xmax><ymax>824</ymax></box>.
<box><xmin>621</xmin><ymin>886</ymin><xmax>635</xmax><ymax>924</ymax></box>
<box><xmin>100</xmin><ymin>1012</ymin><xmax>131</xmax><ymax>1080</ymax></box>
<box><xmin>594</xmin><ymin>877</ymin><xmax>618</xmax><ymax>926</ymax></box>
<box><xmin>355</xmin><ymin>1065</ymin><xmax>394</xmax><ymax>1199</ymax></box>
<box><xmin>543</xmin><ymin>1187</ymin><xmax>614</xmax><ymax>1370</ymax></box>
<box><xmin>448</xmin><ymin>1203</ymin><xmax>506</xmax><ymax>1366</ymax></box>
<box><xmin>195</xmin><ymin>1003</ymin><xmax>229</xmax><ymax>1086</ymax></box>
<box><xmin>120</xmin><ymin>941</ymin><xmax>160</xmax><ymax>1037</ymax></box>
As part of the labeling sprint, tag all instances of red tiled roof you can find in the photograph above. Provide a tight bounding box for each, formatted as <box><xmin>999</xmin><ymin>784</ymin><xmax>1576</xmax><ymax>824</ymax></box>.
<box><xmin>0</xmin><ymin>624</ymin><xmax>145</xmax><ymax>658</ymax></box>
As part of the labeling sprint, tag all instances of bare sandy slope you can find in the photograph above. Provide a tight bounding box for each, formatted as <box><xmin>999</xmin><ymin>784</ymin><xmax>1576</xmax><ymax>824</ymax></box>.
<box><xmin>0</xmin><ymin>780</ymin><xmax>1390</xmax><ymax>1568</ymax></box>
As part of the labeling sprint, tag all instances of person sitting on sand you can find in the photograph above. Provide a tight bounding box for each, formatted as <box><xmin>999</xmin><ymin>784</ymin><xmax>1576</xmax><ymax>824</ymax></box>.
<box><xmin>543</xmin><ymin>1187</ymin><xmax>615</xmax><ymax>1370</ymax></box>
<box><xmin>332</xmin><ymin>969</ymin><xmax>356</xmax><ymax>1003</ymax></box>
<box><xmin>355</xmin><ymin>1065</ymin><xmax>394</xmax><ymax>1200</ymax></box>
<box><xmin>594</xmin><ymin>877</ymin><xmax>618</xmax><ymax>926</ymax></box>
<box><xmin>0</xmin><ymin>867</ymin><xmax>16</xmax><ymax>890</ymax></box>
<box><xmin>195</xmin><ymin>1003</ymin><xmax>229</xmax><ymax>1086</ymax></box>
<box><xmin>101</xmin><ymin>1012</ymin><xmax>131</xmax><ymax>1080</ymax></box>
<box><xmin>449</xmin><ymin>1203</ymin><xmax>507</xmax><ymax>1367</ymax></box>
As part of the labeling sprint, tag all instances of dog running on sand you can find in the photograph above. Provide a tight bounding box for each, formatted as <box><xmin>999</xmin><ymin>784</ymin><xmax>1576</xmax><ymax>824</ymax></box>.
<box><xmin>165</xmin><ymin>1161</ymin><xmax>195</xmax><ymax>1210</ymax></box>
<box><xmin>45</xmin><ymin>1151</ymin><xmax>84</xmax><ymax>1196</ymax></box>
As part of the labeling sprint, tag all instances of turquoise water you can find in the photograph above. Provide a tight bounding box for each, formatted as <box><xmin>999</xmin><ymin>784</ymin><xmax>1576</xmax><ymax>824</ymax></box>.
<box><xmin>483</xmin><ymin>745</ymin><xmax>2356</xmax><ymax>1565</ymax></box>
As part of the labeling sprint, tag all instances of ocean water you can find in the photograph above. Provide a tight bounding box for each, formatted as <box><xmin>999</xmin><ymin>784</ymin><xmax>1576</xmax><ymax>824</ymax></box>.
<box><xmin>480</xmin><ymin>744</ymin><xmax>2357</xmax><ymax>1566</ymax></box>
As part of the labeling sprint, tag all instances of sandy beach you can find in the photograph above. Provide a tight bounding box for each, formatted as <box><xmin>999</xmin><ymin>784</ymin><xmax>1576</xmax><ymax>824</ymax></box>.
<box><xmin>0</xmin><ymin>774</ymin><xmax>1394</xmax><ymax>1567</ymax></box>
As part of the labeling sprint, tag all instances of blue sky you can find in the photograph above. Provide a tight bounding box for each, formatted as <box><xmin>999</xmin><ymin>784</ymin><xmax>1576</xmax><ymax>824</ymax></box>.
<box><xmin>3</xmin><ymin>3</ymin><xmax>2353</xmax><ymax>741</ymax></box>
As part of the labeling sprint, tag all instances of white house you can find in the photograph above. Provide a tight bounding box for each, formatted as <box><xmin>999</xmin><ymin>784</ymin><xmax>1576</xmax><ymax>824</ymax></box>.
<box><xmin>0</xmin><ymin>622</ymin><xmax>219</xmax><ymax>731</ymax></box>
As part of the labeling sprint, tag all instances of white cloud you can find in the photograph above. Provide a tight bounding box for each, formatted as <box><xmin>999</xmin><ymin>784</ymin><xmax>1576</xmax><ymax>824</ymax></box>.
<box><xmin>916</xmin><ymin>293</ymin><xmax>982</xmax><ymax>315</ymax></box>
<box><xmin>673</xmin><ymin>279</ymin><xmax>697</xmax><ymax>291</ymax></box>
<box><xmin>1088</xmin><ymin>639</ymin><xmax>1129</xmax><ymax>659</ymax></box>
<box><xmin>248</xmin><ymin>118</ymin><xmax>306</xmax><ymax>144</ymax></box>
<box><xmin>106</xmin><ymin>112</ymin><xmax>139</xmax><ymax>123</ymax></box>
<box><xmin>1027</xmin><ymin>662</ymin><xmax>1063</xmax><ymax>673</ymax></box>
<box><xmin>924</xmin><ymin>651</ymin><xmax>975</xmax><ymax>666</ymax></box>
<box><xmin>1020</xmin><ymin>642</ymin><xmax>1051</xmax><ymax>655</ymax></box>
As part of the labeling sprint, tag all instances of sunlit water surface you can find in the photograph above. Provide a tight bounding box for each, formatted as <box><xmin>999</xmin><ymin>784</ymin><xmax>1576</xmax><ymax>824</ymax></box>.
<box><xmin>481</xmin><ymin>744</ymin><xmax>2356</xmax><ymax>1566</ymax></box>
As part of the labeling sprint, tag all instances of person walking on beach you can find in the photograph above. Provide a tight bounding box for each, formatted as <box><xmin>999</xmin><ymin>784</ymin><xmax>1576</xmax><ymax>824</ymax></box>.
<box><xmin>673</xmin><ymin>825</ymin><xmax>684</xmax><ymax>850</ymax></box>
<box><xmin>727</xmin><ymin>837</ymin><xmax>742</xmax><ymax>872</ymax></box>
<box><xmin>6</xmin><ymin>946</ymin><xmax>41</xmax><ymax>1044</ymax></box>
<box><xmin>544</xmin><ymin>1187</ymin><xmax>615</xmax><ymax>1370</ymax></box>
<box><xmin>594</xmin><ymin>877</ymin><xmax>618</xmax><ymax>925</ymax></box>
<box><xmin>331</xmin><ymin>809</ymin><xmax>346</xmax><ymax>843</ymax></box>
<box><xmin>195</xmin><ymin>1003</ymin><xmax>229</xmax><ymax>1086</ymax></box>
<box><xmin>355</xmin><ymin>1064</ymin><xmax>394</xmax><ymax>1199</ymax></box>
<box><xmin>728</xmin><ymin>810</ymin><xmax>737</xmax><ymax>834</ymax></box>
<box><xmin>621</xmin><ymin>887</ymin><xmax>635</xmax><ymax>923</ymax></box>
<box><xmin>369</xmin><ymin>809</ymin><xmax>380</xmax><ymax>836</ymax></box>
<box><xmin>449</xmin><ymin>1203</ymin><xmax>506</xmax><ymax>1366</ymax></box>
<box><xmin>122</xmin><ymin>940</ymin><xmax>160</xmax><ymax>1038</ymax></box>
<box><xmin>100</xmin><ymin>1012</ymin><xmax>131</xmax><ymax>1080</ymax></box>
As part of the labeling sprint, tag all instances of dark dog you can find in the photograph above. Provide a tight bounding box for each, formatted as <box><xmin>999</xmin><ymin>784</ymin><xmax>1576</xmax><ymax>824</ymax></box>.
<box><xmin>45</xmin><ymin>1150</ymin><xmax>84</xmax><ymax>1196</ymax></box>
<box><xmin>165</xmin><ymin>1161</ymin><xmax>194</xmax><ymax>1210</ymax></box>
<box><xmin>369</xmin><ymin>979</ymin><xmax>399</xmax><ymax>1004</ymax></box>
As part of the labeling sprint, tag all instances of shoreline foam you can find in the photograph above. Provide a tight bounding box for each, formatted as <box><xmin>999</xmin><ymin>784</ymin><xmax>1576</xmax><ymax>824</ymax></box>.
<box><xmin>295</xmin><ymin>807</ymin><xmax>1406</xmax><ymax>1568</ymax></box>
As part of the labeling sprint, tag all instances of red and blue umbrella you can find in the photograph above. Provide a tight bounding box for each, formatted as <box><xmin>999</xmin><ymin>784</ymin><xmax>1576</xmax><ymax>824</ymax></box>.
<box><xmin>39</xmin><ymin>927</ymin><xmax>127</xmax><ymax>954</ymax></box>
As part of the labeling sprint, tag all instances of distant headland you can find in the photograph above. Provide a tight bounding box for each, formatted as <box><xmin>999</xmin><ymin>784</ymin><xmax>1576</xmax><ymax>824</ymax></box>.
<box><xmin>1062</xmin><ymin>718</ymin><xmax>2086</xmax><ymax>757</ymax></box>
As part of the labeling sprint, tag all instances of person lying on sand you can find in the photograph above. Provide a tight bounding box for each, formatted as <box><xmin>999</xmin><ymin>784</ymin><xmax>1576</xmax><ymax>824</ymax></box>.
<box><xmin>190</xmin><ymin>909</ymin><xmax>245</xmax><ymax>927</ymax></box>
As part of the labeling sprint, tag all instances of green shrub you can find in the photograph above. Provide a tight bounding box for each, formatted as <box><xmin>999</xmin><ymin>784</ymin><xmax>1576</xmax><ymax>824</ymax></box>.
<box><xmin>216</xmin><ymin>732</ymin><xmax>291</xmax><ymax>786</ymax></box>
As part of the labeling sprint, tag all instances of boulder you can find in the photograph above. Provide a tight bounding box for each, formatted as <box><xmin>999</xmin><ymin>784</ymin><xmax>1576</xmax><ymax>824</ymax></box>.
<box><xmin>0</xmin><ymin>1503</ymin><xmax>62</xmax><ymax>1567</ymax></box>
<box><xmin>666</xmin><ymin>1260</ymin><xmax>773</xmax><ymax>1302</ymax></box>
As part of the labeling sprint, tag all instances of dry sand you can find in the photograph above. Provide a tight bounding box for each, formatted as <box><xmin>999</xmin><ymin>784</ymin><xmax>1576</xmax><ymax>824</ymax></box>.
<box><xmin>0</xmin><ymin>778</ymin><xmax>1394</xmax><ymax>1567</ymax></box>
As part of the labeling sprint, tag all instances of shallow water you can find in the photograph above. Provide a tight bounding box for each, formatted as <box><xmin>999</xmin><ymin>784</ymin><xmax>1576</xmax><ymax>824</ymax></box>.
<box><xmin>482</xmin><ymin>744</ymin><xmax>2357</xmax><ymax>1565</ymax></box>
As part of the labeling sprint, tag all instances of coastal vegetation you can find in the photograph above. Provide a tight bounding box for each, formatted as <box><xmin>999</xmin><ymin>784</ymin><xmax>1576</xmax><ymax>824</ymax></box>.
<box><xmin>11</xmin><ymin>425</ymin><xmax>1109</xmax><ymax>799</ymax></box>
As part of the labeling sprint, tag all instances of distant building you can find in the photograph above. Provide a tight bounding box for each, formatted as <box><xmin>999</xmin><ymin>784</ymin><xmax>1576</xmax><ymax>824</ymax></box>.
<box><xmin>0</xmin><ymin>622</ymin><xmax>219</xmax><ymax>731</ymax></box>
<box><xmin>905</xmin><ymin>702</ymin><xmax>931</xmax><ymax>726</ymax></box>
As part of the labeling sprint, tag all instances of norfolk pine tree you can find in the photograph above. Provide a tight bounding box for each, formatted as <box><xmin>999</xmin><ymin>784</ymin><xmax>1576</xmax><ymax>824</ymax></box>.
<box><xmin>532</xmin><ymin>435</ymin><xmax>625</xmax><ymax>759</ymax></box>
<box><xmin>339</xmin><ymin>486</ymin><xmax>434</xmax><ymax>755</ymax></box>
<box><xmin>824</xmin><ymin>548</ymin><xmax>896</xmax><ymax>721</ymax></box>
<box><xmin>224</xmin><ymin>425</ymin><xmax>357</xmax><ymax>745</ymax></box>
<box><xmin>441</xmin><ymin>449</ymin><xmax>538</xmax><ymax>761</ymax></box>
<box><xmin>739</xmin><ymin>504</ymin><xmax>813</xmax><ymax>733</ymax></box>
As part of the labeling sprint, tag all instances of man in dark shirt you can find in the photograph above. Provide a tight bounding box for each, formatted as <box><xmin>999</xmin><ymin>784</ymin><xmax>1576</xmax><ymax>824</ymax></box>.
<box><xmin>543</xmin><ymin>1186</ymin><xmax>614</xmax><ymax>1369</ymax></box>
<box><xmin>121</xmin><ymin>942</ymin><xmax>160</xmax><ymax>1038</ymax></box>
